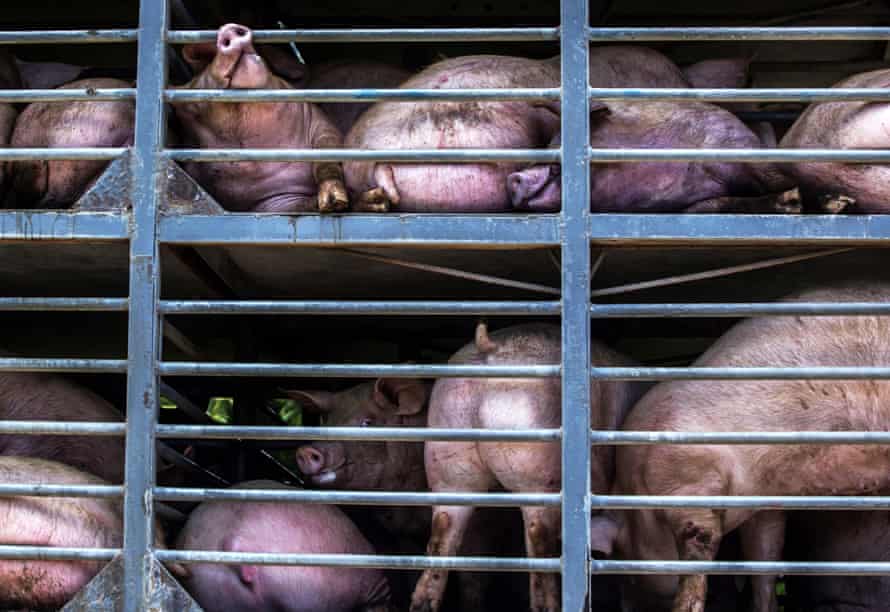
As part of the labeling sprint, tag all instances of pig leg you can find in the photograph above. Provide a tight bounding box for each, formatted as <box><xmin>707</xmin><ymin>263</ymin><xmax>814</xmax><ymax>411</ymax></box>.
<box><xmin>521</xmin><ymin>505</ymin><xmax>561</xmax><ymax>612</ymax></box>
<box><xmin>409</xmin><ymin>505</ymin><xmax>477</xmax><ymax>612</ymax></box>
<box><xmin>684</xmin><ymin>188</ymin><xmax>802</xmax><ymax>214</ymax></box>
<box><xmin>669</xmin><ymin>510</ymin><xmax>724</xmax><ymax>612</ymax></box>
<box><xmin>354</xmin><ymin>165</ymin><xmax>400</xmax><ymax>213</ymax></box>
<box><xmin>738</xmin><ymin>511</ymin><xmax>786</xmax><ymax>612</ymax></box>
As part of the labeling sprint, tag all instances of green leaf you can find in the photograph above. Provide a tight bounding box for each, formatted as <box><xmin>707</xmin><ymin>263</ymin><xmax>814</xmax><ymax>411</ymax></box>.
<box><xmin>775</xmin><ymin>580</ymin><xmax>786</xmax><ymax>596</ymax></box>
<box><xmin>206</xmin><ymin>397</ymin><xmax>234</xmax><ymax>425</ymax></box>
<box><xmin>269</xmin><ymin>398</ymin><xmax>302</xmax><ymax>426</ymax></box>
<box><xmin>159</xmin><ymin>395</ymin><xmax>177</xmax><ymax>410</ymax></box>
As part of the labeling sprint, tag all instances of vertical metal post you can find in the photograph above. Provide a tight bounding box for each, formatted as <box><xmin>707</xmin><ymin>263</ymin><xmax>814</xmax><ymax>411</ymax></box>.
<box><xmin>560</xmin><ymin>0</ymin><xmax>591</xmax><ymax>609</ymax></box>
<box><xmin>124</xmin><ymin>0</ymin><xmax>168</xmax><ymax>610</ymax></box>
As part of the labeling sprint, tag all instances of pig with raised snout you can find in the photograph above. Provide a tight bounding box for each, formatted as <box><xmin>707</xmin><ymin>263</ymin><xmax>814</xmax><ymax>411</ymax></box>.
<box><xmin>409</xmin><ymin>322</ymin><xmax>645</xmax><ymax>612</ymax></box>
<box><xmin>0</xmin><ymin>455</ymin><xmax>168</xmax><ymax>610</ymax></box>
<box><xmin>306</xmin><ymin>59</ymin><xmax>413</xmax><ymax>137</ymax></box>
<box><xmin>784</xmin><ymin>511</ymin><xmax>890</xmax><ymax>612</ymax></box>
<box><xmin>507</xmin><ymin>100</ymin><xmax>795</xmax><ymax>214</ymax></box>
<box><xmin>589</xmin><ymin>282</ymin><xmax>890</xmax><ymax>612</ymax></box>
<box><xmin>780</xmin><ymin>69</ymin><xmax>890</xmax><ymax>213</ymax></box>
<box><xmin>172</xmin><ymin>23</ymin><xmax>348</xmax><ymax>213</ymax></box>
<box><xmin>175</xmin><ymin>480</ymin><xmax>393</xmax><ymax>612</ymax></box>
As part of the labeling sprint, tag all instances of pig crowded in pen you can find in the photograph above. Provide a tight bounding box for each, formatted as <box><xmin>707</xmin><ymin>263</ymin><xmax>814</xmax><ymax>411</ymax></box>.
<box><xmin>590</xmin><ymin>282</ymin><xmax>890</xmax><ymax>612</ymax></box>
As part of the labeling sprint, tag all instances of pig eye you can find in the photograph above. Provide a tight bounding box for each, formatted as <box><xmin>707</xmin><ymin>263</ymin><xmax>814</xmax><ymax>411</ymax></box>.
<box><xmin>360</xmin><ymin>417</ymin><xmax>374</xmax><ymax>427</ymax></box>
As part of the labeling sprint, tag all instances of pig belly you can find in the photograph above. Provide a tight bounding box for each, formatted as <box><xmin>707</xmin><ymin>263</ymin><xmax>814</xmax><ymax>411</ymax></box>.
<box><xmin>0</xmin><ymin>559</ymin><xmax>102</xmax><ymax>609</ymax></box>
<box><xmin>389</xmin><ymin>163</ymin><xmax>517</xmax><ymax>212</ymax></box>
<box><xmin>187</xmin><ymin>161</ymin><xmax>318</xmax><ymax>213</ymax></box>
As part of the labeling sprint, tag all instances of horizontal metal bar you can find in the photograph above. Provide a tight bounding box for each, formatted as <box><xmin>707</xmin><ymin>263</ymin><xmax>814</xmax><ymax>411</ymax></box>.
<box><xmin>589</xmin><ymin>148</ymin><xmax>890</xmax><ymax>163</ymax></box>
<box><xmin>591</xmin><ymin>495</ymin><xmax>890</xmax><ymax>510</ymax></box>
<box><xmin>591</xmin><ymin>560</ymin><xmax>890</xmax><ymax>576</ymax></box>
<box><xmin>587</xmin><ymin>214</ymin><xmax>890</xmax><ymax>245</ymax></box>
<box><xmin>157</xmin><ymin>424</ymin><xmax>560</xmax><ymax>442</ymax></box>
<box><xmin>166</xmin><ymin>28</ymin><xmax>560</xmax><ymax>43</ymax></box>
<box><xmin>0</xmin><ymin>421</ymin><xmax>125</xmax><ymax>436</ymax></box>
<box><xmin>0</xmin><ymin>483</ymin><xmax>122</xmax><ymax>498</ymax></box>
<box><xmin>159</xmin><ymin>300</ymin><xmax>560</xmax><ymax>316</ymax></box>
<box><xmin>0</xmin><ymin>148</ymin><xmax>124</xmax><ymax>161</ymax></box>
<box><xmin>590</xmin><ymin>302</ymin><xmax>890</xmax><ymax>318</ymax></box>
<box><xmin>167</xmin><ymin>88</ymin><xmax>560</xmax><ymax>103</ymax></box>
<box><xmin>166</xmin><ymin>149</ymin><xmax>558</xmax><ymax>163</ymax></box>
<box><xmin>0</xmin><ymin>298</ymin><xmax>128</xmax><ymax>312</ymax></box>
<box><xmin>0</xmin><ymin>545</ymin><xmax>118</xmax><ymax>562</ymax></box>
<box><xmin>0</xmin><ymin>89</ymin><xmax>135</xmax><ymax>103</ymax></box>
<box><xmin>0</xmin><ymin>30</ymin><xmax>137</xmax><ymax>44</ymax></box>
<box><xmin>592</xmin><ymin>431</ymin><xmax>890</xmax><ymax>445</ymax></box>
<box><xmin>157</xmin><ymin>549</ymin><xmax>559</xmax><ymax>572</ymax></box>
<box><xmin>0</xmin><ymin>358</ymin><xmax>127</xmax><ymax>373</ymax></box>
<box><xmin>0</xmin><ymin>211</ymin><xmax>130</xmax><ymax>242</ymax></box>
<box><xmin>588</xmin><ymin>87</ymin><xmax>890</xmax><ymax>102</ymax></box>
<box><xmin>588</xmin><ymin>367</ymin><xmax>890</xmax><ymax>380</ymax></box>
<box><xmin>154</xmin><ymin>487</ymin><xmax>559</xmax><ymax>507</ymax></box>
<box><xmin>158</xmin><ymin>363</ymin><xmax>559</xmax><ymax>378</ymax></box>
<box><xmin>158</xmin><ymin>214</ymin><xmax>560</xmax><ymax>247</ymax></box>
<box><xmin>587</xmin><ymin>26</ymin><xmax>890</xmax><ymax>41</ymax></box>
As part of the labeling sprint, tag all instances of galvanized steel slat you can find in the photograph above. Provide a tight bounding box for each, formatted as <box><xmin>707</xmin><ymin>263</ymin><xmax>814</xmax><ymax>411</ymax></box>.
<box><xmin>156</xmin><ymin>424</ymin><xmax>561</xmax><ymax>442</ymax></box>
<box><xmin>159</xmin><ymin>300</ymin><xmax>560</xmax><ymax>315</ymax></box>
<box><xmin>590</xmin><ymin>302</ymin><xmax>890</xmax><ymax>317</ymax></box>
<box><xmin>591</xmin><ymin>560</ymin><xmax>890</xmax><ymax>575</ymax></box>
<box><xmin>158</xmin><ymin>362</ymin><xmax>560</xmax><ymax>377</ymax></box>
<box><xmin>166</xmin><ymin>148</ymin><xmax>559</xmax><ymax>163</ymax></box>
<box><xmin>0</xmin><ymin>484</ymin><xmax>123</xmax><ymax>498</ymax></box>
<box><xmin>166</xmin><ymin>88</ymin><xmax>561</xmax><ymax>102</ymax></box>
<box><xmin>0</xmin><ymin>545</ymin><xmax>119</xmax><ymax>561</ymax></box>
<box><xmin>0</xmin><ymin>89</ymin><xmax>135</xmax><ymax>102</ymax></box>
<box><xmin>591</xmin><ymin>496</ymin><xmax>890</xmax><ymax>509</ymax></box>
<box><xmin>0</xmin><ymin>298</ymin><xmax>129</xmax><ymax>311</ymax></box>
<box><xmin>166</xmin><ymin>28</ymin><xmax>560</xmax><ymax>43</ymax></box>
<box><xmin>0</xmin><ymin>211</ymin><xmax>130</xmax><ymax>241</ymax></box>
<box><xmin>0</xmin><ymin>421</ymin><xmax>125</xmax><ymax>435</ymax></box>
<box><xmin>0</xmin><ymin>30</ymin><xmax>137</xmax><ymax>43</ymax></box>
<box><xmin>592</xmin><ymin>431</ymin><xmax>890</xmax><ymax>444</ymax></box>
<box><xmin>0</xmin><ymin>358</ymin><xmax>127</xmax><ymax>373</ymax></box>
<box><xmin>0</xmin><ymin>148</ymin><xmax>125</xmax><ymax>161</ymax></box>
<box><xmin>586</xmin><ymin>26</ymin><xmax>890</xmax><ymax>40</ymax></box>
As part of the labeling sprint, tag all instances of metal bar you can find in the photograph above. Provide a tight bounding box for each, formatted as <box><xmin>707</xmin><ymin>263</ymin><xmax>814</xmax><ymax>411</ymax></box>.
<box><xmin>0</xmin><ymin>89</ymin><xmax>135</xmax><ymax>102</ymax></box>
<box><xmin>0</xmin><ymin>30</ymin><xmax>137</xmax><ymax>43</ymax></box>
<box><xmin>591</xmin><ymin>431</ymin><xmax>890</xmax><ymax>444</ymax></box>
<box><xmin>588</xmin><ymin>149</ymin><xmax>890</xmax><ymax>163</ymax></box>
<box><xmin>159</xmin><ymin>300</ymin><xmax>561</xmax><ymax>316</ymax></box>
<box><xmin>154</xmin><ymin>487</ymin><xmax>560</xmax><ymax>507</ymax></box>
<box><xmin>586</xmin><ymin>26</ymin><xmax>890</xmax><ymax>41</ymax></box>
<box><xmin>0</xmin><ymin>298</ymin><xmax>128</xmax><ymax>312</ymax></box>
<box><xmin>590</xmin><ymin>560</ymin><xmax>890</xmax><ymax>576</ymax></box>
<box><xmin>590</xmin><ymin>302</ymin><xmax>890</xmax><ymax>318</ymax></box>
<box><xmin>585</xmin><ymin>367</ymin><xmax>890</xmax><ymax>380</ymax></box>
<box><xmin>0</xmin><ymin>421</ymin><xmax>125</xmax><ymax>435</ymax></box>
<box><xmin>158</xmin><ymin>362</ymin><xmax>560</xmax><ymax>377</ymax></box>
<box><xmin>125</xmin><ymin>0</ymin><xmax>167</xmax><ymax>609</ymax></box>
<box><xmin>156</xmin><ymin>549</ymin><xmax>560</xmax><ymax>572</ymax></box>
<box><xmin>0</xmin><ymin>148</ymin><xmax>124</xmax><ymax>161</ymax></box>
<box><xmin>157</xmin><ymin>424</ymin><xmax>561</xmax><ymax>442</ymax></box>
<box><xmin>0</xmin><ymin>546</ymin><xmax>118</xmax><ymax>561</ymax></box>
<box><xmin>590</xmin><ymin>495</ymin><xmax>890</xmax><ymax>510</ymax></box>
<box><xmin>0</xmin><ymin>484</ymin><xmax>122</xmax><ymax>498</ymax></box>
<box><xmin>0</xmin><ymin>212</ymin><xmax>129</xmax><ymax>242</ymax></box>
<box><xmin>166</xmin><ymin>88</ymin><xmax>561</xmax><ymax>103</ymax></box>
<box><xmin>0</xmin><ymin>358</ymin><xmax>127</xmax><ymax>373</ymax></box>
<box><xmin>587</xmin><ymin>87</ymin><xmax>890</xmax><ymax>102</ymax></box>
<box><xmin>166</xmin><ymin>28</ymin><xmax>560</xmax><ymax>43</ymax></box>
<box><xmin>166</xmin><ymin>149</ymin><xmax>558</xmax><ymax>163</ymax></box>
<box><xmin>561</xmin><ymin>0</ymin><xmax>591</xmax><ymax>609</ymax></box>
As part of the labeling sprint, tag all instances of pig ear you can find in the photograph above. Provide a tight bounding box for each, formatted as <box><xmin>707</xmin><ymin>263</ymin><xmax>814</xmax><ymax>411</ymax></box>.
<box><xmin>181</xmin><ymin>42</ymin><xmax>217</xmax><ymax>73</ymax></box>
<box><xmin>590</xmin><ymin>513</ymin><xmax>621</xmax><ymax>558</ymax></box>
<box><xmin>373</xmin><ymin>378</ymin><xmax>429</xmax><ymax>416</ymax></box>
<box><xmin>280</xmin><ymin>389</ymin><xmax>336</xmax><ymax>414</ymax></box>
<box><xmin>682</xmin><ymin>57</ymin><xmax>752</xmax><ymax>89</ymax></box>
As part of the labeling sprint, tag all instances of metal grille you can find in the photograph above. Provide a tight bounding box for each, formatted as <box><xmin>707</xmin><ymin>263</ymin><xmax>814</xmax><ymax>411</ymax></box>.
<box><xmin>1</xmin><ymin>1</ymin><xmax>890</xmax><ymax>611</ymax></box>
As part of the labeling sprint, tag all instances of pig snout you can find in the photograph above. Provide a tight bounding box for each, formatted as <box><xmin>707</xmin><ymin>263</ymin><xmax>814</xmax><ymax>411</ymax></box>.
<box><xmin>296</xmin><ymin>444</ymin><xmax>344</xmax><ymax>486</ymax></box>
<box><xmin>212</xmin><ymin>24</ymin><xmax>266</xmax><ymax>88</ymax></box>
<box><xmin>507</xmin><ymin>164</ymin><xmax>561</xmax><ymax>211</ymax></box>
<box><xmin>217</xmin><ymin>24</ymin><xmax>254</xmax><ymax>56</ymax></box>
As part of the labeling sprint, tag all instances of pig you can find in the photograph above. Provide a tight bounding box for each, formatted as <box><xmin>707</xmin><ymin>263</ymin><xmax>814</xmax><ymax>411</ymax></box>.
<box><xmin>0</xmin><ymin>455</ymin><xmax>167</xmax><ymax>610</ymax></box>
<box><xmin>409</xmin><ymin>322</ymin><xmax>645</xmax><ymax>612</ymax></box>
<box><xmin>0</xmin><ymin>50</ymin><xmax>21</xmax><ymax>204</ymax></box>
<box><xmin>507</xmin><ymin>99</ymin><xmax>796</xmax><ymax>213</ymax></box>
<box><xmin>175</xmin><ymin>479</ymin><xmax>393</xmax><ymax>612</ymax></box>
<box><xmin>784</xmin><ymin>511</ymin><xmax>890</xmax><ymax>612</ymax></box>
<box><xmin>305</xmin><ymin>59</ymin><xmax>413</xmax><ymax>136</ymax></box>
<box><xmin>780</xmin><ymin>69</ymin><xmax>890</xmax><ymax>213</ymax></box>
<box><xmin>589</xmin><ymin>282</ymin><xmax>890</xmax><ymax>612</ymax></box>
<box><xmin>172</xmin><ymin>23</ymin><xmax>348</xmax><ymax>213</ymax></box>
<box><xmin>9</xmin><ymin>78</ymin><xmax>135</xmax><ymax>208</ymax></box>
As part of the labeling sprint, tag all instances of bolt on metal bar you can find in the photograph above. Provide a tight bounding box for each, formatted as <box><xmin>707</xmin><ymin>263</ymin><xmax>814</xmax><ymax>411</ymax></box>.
<box><xmin>590</xmin><ymin>495</ymin><xmax>890</xmax><ymax>510</ymax></box>
<box><xmin>166</xmin><ymin>148</ymin><xmax>558</xmax><ymax>163</ymax></box>
<box><xmin>125</xmin><ymin>0</ymin><xmax>168</xmax><ymax>609</ymax></box>
<box><xmin>587</xmin><ymin>26</ymin><xmax>890</xmax><ymax>41</ymax></box>
<box><xmin>0</xmin><ymin>89</ymin><xmax>135</xmax><ymax>102</ymax></box>
<box><xmin>586</xmin><ymin>87</ymin><xmax>890</xmax><ymax>102</ymax></box>
<box><xmin>158</xmin><ymin>362</ymin><xmax>560</xmax><ymax>378</ymax></box>
<box><xmin>0</xmin><ymin>545</ymin><xmax>119</xmax><ymax>561</ymax></box>
<box><xmin>0</xmin><ymin>30</ymin><xmax>138</xmax><ymax>43</ymax></box>
<box><xmin>0</xmin><ymin>421</ymin><xmax>125</xmax><ymax>435</ymax></box>
<box><xmin>591</xmin><ymin>560</ymin><xmax>890</xmax><ymax>576</ymax></box>
<box><xmin>0</xmin><ymin>211</ymin><xmax>130</xmax><ymax>242</ymax></box>
<box><xmin>0</xmin><ymin>358</ymin><xmax>127</xmax><ymax>373</ymax></box>
<box><xmin>156</xmin><ymin>424</ymin><xmax>561</xmax><ymax>442</ymax></box>
<box><xmin>159</xmin><ymin>300</ymin><xmax>560</xmax><ymax>316</ymax></box>
<box><xmin>0</xmin><ymin>483</ymin><xmax>123</xmax><ymax>498</ymax></box>
<box><xmin>154</xmin><ymin>487</ymin><xmax>560</xmax><ymax>507</ymax></box>
<box><xmin>0</xmin><ymin>298</ymin><xmax>129</xmax><ymax>311</ymax></box>
<box><xmin>591</xmin><ymin>431</ymin><xmax>890</xmax><ymax>444</ymax></box>
<box><xmin>0</xmin><ymin>148</ymin><xmax>124</xmax><ymax>161</ymax></box>
<box><xmin>166</xmin><ymin>28</ymin><xmax>560</xmax><ymax>43</ymax></box>
<box><xmin>590</xmin><ymin>302</ymin><xmax>890</xmax><ymax>318</ymax></box>
<box><xmin>589</xmin><ymin>148</ymin><xmax>890</xmax><ymax>163</ymax></box>
<box><xmin>156</xmin><ymin>549</ymin><xmax>560</xmax><ymax>572</ymax></box>
<box><xmin>561</xmin><ymin>0</ymin><xmax>592</xmax><ymax>608</ymax></box>
<box><xmin>166</xmin><ymin>88</ymin><xmax>561</xmax><ymax>103</ymax></box>
<box><xmin>587</xmin><ymin>366</ymin><xmax>890</xmax><ymax>380</ymax></box>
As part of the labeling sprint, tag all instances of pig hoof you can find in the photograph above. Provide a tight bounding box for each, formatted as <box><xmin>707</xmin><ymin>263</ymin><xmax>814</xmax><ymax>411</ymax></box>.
<box><xmin>817</xmin><ymin>193</ymin><xmax>855</xmax><ymax>215</ymax></box>
<box><xmin>317</xmin><ymin>179</ymin><xmax>349</xmax><ymax>213</ymax></box>
<box><xmin>775</xmin><ymin>188</ymin><xmax>803</xmax><ymax>214</ymax></box>
<box><xmin>354</xmin><ymin>187</ymin><xmax>392</xmax><ymax>213</ymax></box>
